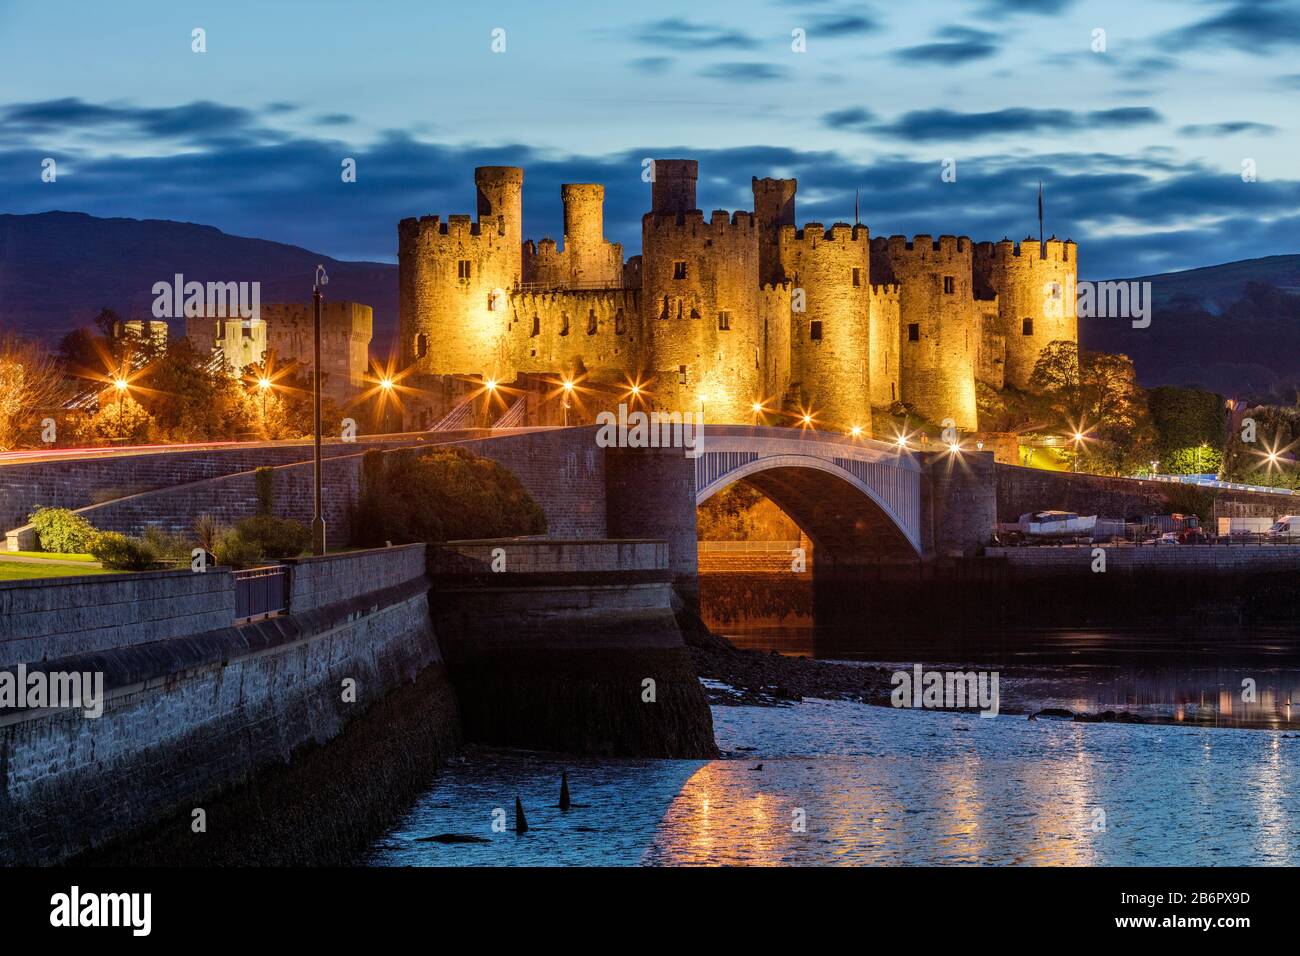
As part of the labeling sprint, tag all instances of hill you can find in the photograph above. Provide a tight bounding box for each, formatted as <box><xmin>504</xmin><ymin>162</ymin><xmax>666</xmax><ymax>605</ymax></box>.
<box><xmin>0</xmin><ymin>211</ymin><xmax>398</xmax><ymax>351</ymax></box>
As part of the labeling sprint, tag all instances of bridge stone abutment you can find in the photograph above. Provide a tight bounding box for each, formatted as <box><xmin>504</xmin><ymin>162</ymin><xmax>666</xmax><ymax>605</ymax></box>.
<box><xmin>922</xmin><ymin>449</ymin><xmax>998</xmax><ymax>558</ymax></box>
<box><xmin>604</xmin><ymin>445</ymin><xmax>701</xmax><ymax>614</ymax></box>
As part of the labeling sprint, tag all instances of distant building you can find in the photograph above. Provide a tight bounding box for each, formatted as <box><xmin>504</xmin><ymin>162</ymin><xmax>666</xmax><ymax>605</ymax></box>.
<box><xmin>186</xmin><ymin>302</ymin><xmax>373</xmax><ymax>405</ymax></box>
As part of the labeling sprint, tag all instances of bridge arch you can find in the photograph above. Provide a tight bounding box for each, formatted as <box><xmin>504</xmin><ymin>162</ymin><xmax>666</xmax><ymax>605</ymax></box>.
<box><xmin>694</xmin><ymin>427</ymin><xmax>924</xmax><ymax>563</ymax></box>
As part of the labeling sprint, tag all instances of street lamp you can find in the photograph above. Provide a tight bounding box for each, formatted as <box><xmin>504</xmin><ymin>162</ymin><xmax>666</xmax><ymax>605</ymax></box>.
<box><xmin>560</xmin><ymin>379</ymin><xmax>574</xmax><ymax>426</ymax></box>
<box><xmin>311</xmin><ymin>264</ymin><xmax>328</xmax><ymax>556</ymax></box>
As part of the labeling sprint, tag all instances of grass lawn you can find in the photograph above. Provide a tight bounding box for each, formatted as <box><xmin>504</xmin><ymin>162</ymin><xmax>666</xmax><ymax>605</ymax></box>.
<box><xmin>0</xmin><ymin>561</ymin><xmax>118</xmax><ymax>580</ymax></box>
<box><xmin>3</xmin><ymin>551</ymin><xmax>97</xmax><ymax>562</ymax></box>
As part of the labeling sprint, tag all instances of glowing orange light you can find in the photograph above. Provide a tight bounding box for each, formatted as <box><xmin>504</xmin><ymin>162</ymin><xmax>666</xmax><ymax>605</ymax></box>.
<box><xmin>751</xmin><ymin>402</ymin><xmax>763</xmax><ymax>413</ymax></box>
<box><xmin>379</xmin><ymin>378</ymin><xmax>393</xmax><ymax>391</ymax></box>
<box><xmin>850</xmin><ymin>425</ymin><xmax>863</xmax><ymax>438</ymax></box>
<box><xmin>258</xmin><ymin>378</ymin><xmax>272</xmax><ymax>391</ymax></box>
<box><xmin>113</xmin><ymin>378</ymin><xmax>129</xmax><ymax>391</ymax></box>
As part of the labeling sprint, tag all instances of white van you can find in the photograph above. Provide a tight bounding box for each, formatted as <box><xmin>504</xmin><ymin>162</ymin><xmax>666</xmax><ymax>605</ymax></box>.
<box><xmin>1266</xmin><ymin>516</ymin><xmax>1300</xmax><ymax>539</ymax></box>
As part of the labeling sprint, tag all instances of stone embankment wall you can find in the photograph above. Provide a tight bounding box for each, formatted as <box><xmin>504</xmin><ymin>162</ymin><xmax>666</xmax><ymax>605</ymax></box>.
<box><xmin>0</xmin><ymin>545</ymin><xmax>459</xmax><ymax>866</ymax></box>
<box><xmin>429</xmin><ymin>539</ymin><xmax>717</xmax><ymax>758</ymax></box>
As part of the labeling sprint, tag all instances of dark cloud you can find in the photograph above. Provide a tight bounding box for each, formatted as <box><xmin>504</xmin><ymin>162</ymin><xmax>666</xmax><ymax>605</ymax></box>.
<box><xmin>893</xmin><ymin>25</ymin><xmax>1000</xmax><ymax>64</ymax></box>
<box><xmin>698</xmin><ymin>62</ymin><xmax>788</xmax><ymax>82</ymax></box>
<box><xmin>633</xmin><ymin>18</ymin><xmax>757</xmax><ymax>51</ymax></box>
<box><xmin>1279</xmin><ymin>73</ymin><xmax>1300</xmax><ymax>88</ymax></box>
<box><xmin>1</xmin><ymin>99</ymin><xmax>1296</xmax><ymax>282</ymax></box>
<box><xmin>629</xmin><ymin>56</ymin><xmax>674</xmax><ymax>74</ymax></box>
<box><xmin>974</xmin><ymin>0</ymin><xmax>1076</xmax><ymax>15</ymax></box>
<box><xmin>822</xmin><ymin>107</ymin><xmax>876</xmax><ymax>131</ymax></box>
<box><xmin>1</xmin><ymin>97</ymin><xmax>271</xmax><ymax>147</ymax></box>
<box><xmin>1178</xmin><ymin>121</ymin><xmax>1277</xmax><ymax>136</ymax></box>
<box><xmin>806</xmin><ymin>13</ymin><xmax>879</xmax><ymax>36</ymax></box>
<box><xmin>864</xmin><ymin>106</ymin><xmax>1162</xmax><ymax>141</ymax></box>
<box><xmin>316</xmin><ymin>113</ymin><xmax>355</xmax><ymax>126</ymax></box>
<box><xmin>1165</xmin><ymin>0</ymin><xmax>1300</xmax><ymax>51</ymax></box>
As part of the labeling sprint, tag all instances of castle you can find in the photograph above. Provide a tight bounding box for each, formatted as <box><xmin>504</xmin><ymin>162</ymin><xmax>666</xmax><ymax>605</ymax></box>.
<box><xmin>398</xmin><ymin>160</ymin><xmax>1077</xmax><ymax>435</ymax></box>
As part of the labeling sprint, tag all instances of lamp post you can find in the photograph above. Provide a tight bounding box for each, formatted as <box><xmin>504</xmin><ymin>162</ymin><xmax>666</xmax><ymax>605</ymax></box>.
<box><xmin>561</xmin><ymin>379</ymin><xmax>573</xmax><ymax>426</ymax></box>
<box><xmin>311</xmin><ymin>265</ymin><xmax>328</xmax><ymax>556</ymax></box>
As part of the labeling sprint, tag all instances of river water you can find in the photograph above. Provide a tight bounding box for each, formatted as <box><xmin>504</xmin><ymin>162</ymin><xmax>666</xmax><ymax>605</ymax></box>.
<box><xmin>368</xmin><ymin>577</ymin><xmax>1300</xmax><ymax>866</ymax></box>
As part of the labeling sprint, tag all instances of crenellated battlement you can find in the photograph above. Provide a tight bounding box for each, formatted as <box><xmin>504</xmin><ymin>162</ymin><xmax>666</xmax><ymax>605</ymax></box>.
<box><xmin>399</xmin><ymin>213</ymin><xmax>506</xmax><ymax>244</ymax></box>
<box><xmin>975</xmin><ymin>236</ymin><xmax>1076</xmax><ymax>263</ymax></box>
<box><xmin>642</xmin><ymin>208</ymin><xmax>758</xmax><ymax>239</ymax></box>
<box><xmin>782</xmin><ymin>222</ymin><xmax>869</xmax><ymax>244</ymax></box>
<box><xmin>873</xmin><ymin>234</ymin><xmax>972</xmax><ymax>258</ymax></box>
<box><xmin>869</xmin><ymin>283</ymin><xmax>900</xmax><ymax>299</ymax></box>
<box><xmin>510</xmin><ymin>287</ymin><xmax>639</xmax><ymax>311</ymax></box>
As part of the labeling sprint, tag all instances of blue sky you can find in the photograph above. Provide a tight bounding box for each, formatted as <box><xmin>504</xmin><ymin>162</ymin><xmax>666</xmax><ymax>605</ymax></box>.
<box><xmin>1</xmin><ymin>0</ymin><xmax>1297</xmax><ymax>277</ymax></box>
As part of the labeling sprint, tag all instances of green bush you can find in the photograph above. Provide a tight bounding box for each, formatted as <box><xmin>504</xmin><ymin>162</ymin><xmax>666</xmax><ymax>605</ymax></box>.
<box><xmin>352</xmin><ymin>447</ymin><xmax>547</xmax><ymax>547</ymax></box>
<box><xmin>234</xmin><ymin>515</ymin><xmax>310</xmax><ymax>561</ymax></box>
<box><xmin>141</xmin><ymin>526</ymin><xmax>194</xmax><ymax>564</ymax></box>
<box><xmin>213</xmin><ymin>528</ymin><xmax>264</xmax><ymax>569</ymax></box>
<box><xmin>28</xmin><ymin>507</ymin><xmax>100</xmax><ymax>554</ymax></box>
<box><xmin>90</xmin><ymin>531</ymin><xmax>159</xmax><ymax>571</ymax></box>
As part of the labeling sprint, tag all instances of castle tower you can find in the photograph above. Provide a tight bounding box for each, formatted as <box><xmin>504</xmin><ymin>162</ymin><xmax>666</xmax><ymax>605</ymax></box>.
<box><xmin>642</xmin><ymin>197</ymin><xmax>762</xmax><ymax>420</ymax></box>
<box><xmin>780</xmin><ymin>223</ymin><xmax>872</xmax><ymax>435</ymax></box>
<box><xmin>752</xmin><ymin>177</ymin><xmax>797</xmax><ymax>287</ymax></box>
<box><xmin>561</xmin><ymin>184</ymin><xmax>621</xmax><ymax>287</ymax></box>
<box><xmin>651</xmin><ymin>159</ymin><xmax>698</xmax><ymax>214</ymax></box>
<box><xmin>398</xmin><ymin>212</ymin><xmax>515</xmax><ymax>379</ymax></box>
<box><xmin>973</xmin><ymin>237</ymin><xmax>1077</xmax><ymax>389</ymax></box>
<box><xmin>475</xmin><ymin>166</ymin><xmax>524</xmax><ymax>287</ymax></box>
<box><xmin>872</xmin><ymin>235</ymin><xmax>978</xmax><ymax>432</ymax></box>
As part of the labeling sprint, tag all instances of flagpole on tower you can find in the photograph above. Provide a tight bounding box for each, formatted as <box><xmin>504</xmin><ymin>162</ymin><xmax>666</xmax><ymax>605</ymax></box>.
<box><xmin>1038</xmin><ymin>181</ymin><xmax>1045</xmax><ymax>258</ymax></box>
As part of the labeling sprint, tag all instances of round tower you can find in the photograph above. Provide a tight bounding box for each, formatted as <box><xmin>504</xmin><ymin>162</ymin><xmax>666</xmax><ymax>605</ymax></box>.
<box><xmin>872</xmin><ymin>234</ymin><xmax>978</xmax><ymax>432</ymax></box>
<box><xmin>561</xmin><ymin>183</ymin><xmax>618</xmax><ymax>287</ymax></box>
<box><xmin>973</xmin><ymin>237</ymin><xmax>1077</xmax><ymax>389</ymax></box>
<box><xmin>779</xmin><ymin>223</ymin><xmax>872</xmax><ymax>435</ymax></box>
<box><xmin>752</xmin><ymin>177</ymin><xmax>797</xmax><ymax>287</ymax></box>
<box><xmin>651</xmin><ymin>159</ymin><xmax>698</xmax><ymax>215</ymax></box>
<box><xmin>475</xmin><ymin>166</ymin><xmax>524</xmax><ymax>287</ymax></box>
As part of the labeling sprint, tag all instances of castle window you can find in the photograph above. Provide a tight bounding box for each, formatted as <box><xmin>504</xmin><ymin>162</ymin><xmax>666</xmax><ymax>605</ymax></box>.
<box><xmin>487</xmin><ymin>290</ymin><xmax>498</xmax><ymax>311</ymax></box>
<box><xmin>676</xmin><ymin>300</ymin><xmax>684</xmax><ymax>321</ymax></box>
<box><xmin>457</xmin><ymin>260</ymin><xmax>472</xmax><ymax>279</ymax></box>
<box><xmin>810</xmin><ymin>320</ymin><xmax>823</xmax><ymax>341</ymax></box>
<box><xmin>1022</xmin><ymin>318</ymin><xmax>1033</xmax><ymax>336</ymax></box>
<box><xmin>1050</xmin><ymin>282</ymin><xmax>1062</xmax><ymax>300</ymax></box>
<box><xmin>678</xmin><ymin>365</ymin><xmax>688</xmax><ymax>385</ymax></box>
<box><xmin>891</xmin><ymin>383</ymin><xmax>896</xmax><ymax>401</ymax></box>
<box><xmin>718</xmin><ymin>311</ymin><xmax>731</xmax><ymax>331</ymax></box>
<box><xmin>673</xmin><ymin>260</ymin><xmax>688</xmax><ymax>280</ymax></box>
<box><xmin>615</xmin><ymin>308</ymin><xmax>627</xmax><ymax>334</ymax></box>
<box><xmin>530</xmin><ymin>315</ymin><xmax>540</xmax><ymax>337</ymax></box>
<box><xmin>908</xmin><ymin>323</ymin><xmax>920</xmax><ymax>342</ymax></box>
<box><xmin>587</xmin><ymin>310</ymin><xmax>597</xmax><ymax>335</ymax></box>
<box><xmin>852</xmin><ymin>268</ymin><xmax>861</xmax><ymax>288</ymax></box>
<box><xmin>660</xmin><ymin>296</ymin><xmax>670</xmax><ymax>320</ymax></box>
<box><xmin>943</xmin><ymin>276</ymin><xmax>955</xmax><ymax>295</ymax></box>
<box><xmin>415</xmin><ymin>333</ymin><xmax>428</xmax><ymax>358</ymax></box>
<box><xmin>560</xmin><ymin>313</ymin><xmax>570</xmax><ymax>336</ymax></box>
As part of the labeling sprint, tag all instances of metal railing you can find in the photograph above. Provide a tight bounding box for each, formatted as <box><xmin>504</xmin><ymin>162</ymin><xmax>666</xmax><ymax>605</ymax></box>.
<box><xmin>698</xmin><ymin>540</ymin><xmax>801</xmax><ymax>552</ymax></box>
<box><xmin>234</xmin><ymin>565</ymin><xmax>289</xmax><ymax>622</ymax></box>
<box><xmin>492</xmin><ymin>399</ymin><xmax>527</xmax><ymax>429</ymax></box>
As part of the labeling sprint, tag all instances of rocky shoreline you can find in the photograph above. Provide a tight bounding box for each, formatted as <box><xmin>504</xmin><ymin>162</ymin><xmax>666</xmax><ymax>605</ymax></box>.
<box><xmin>685</xmin><ymin>627</ymin><xmax>1297</xmax><ymax>731</ymax></box>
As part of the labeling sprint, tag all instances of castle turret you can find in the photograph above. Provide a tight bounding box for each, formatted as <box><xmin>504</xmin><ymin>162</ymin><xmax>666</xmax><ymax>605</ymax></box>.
<box><xmin>561</xmin><ymin>184</ymin><xmax>622</xmax><ymax>287</ymax></box>
<box><xmin>872</xmin><ymin>235</ymin><xmax>978</xmax><ymax>432</ymax></box>
<box><xmin>651</xmin><ymin>159</ymin><xmax>698</xmax><ymax>214</ymax></box>
<box><xmin>973</xmin><ymin>237</ymin><xmax>1077</xmax><ymax>389</ymax></box>
<box><xmin>475</xmin><ymin>166</ymin><xmax>524</xmax><ymax>287</ymax></box>
<box><xmin>752</xmin><ymin>177</ymin><xmax>797</xmax><ymax>286</ymax></box>
<box><xmin>780</xmin><ymin>223</ymin><xmax>872</xmax><ymax>435</ymax></box>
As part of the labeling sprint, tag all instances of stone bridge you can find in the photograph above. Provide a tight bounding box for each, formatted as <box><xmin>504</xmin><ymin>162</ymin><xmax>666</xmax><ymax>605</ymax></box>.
<box><xmin>3</xmin><ymin>426</ymin><xmax>998</xmax><ymax>589</ymax></box>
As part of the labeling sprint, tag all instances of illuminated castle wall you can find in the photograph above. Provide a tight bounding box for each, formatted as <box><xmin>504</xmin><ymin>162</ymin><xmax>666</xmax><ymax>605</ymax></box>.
<box><xmin>398</xmin><ymin>160</ymin><xmax>1078</xmax><ymax>436</ymax></box>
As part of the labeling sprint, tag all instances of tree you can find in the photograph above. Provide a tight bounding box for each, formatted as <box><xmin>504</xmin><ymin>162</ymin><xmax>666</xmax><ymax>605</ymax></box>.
<box><xmin>1147</xmin><ymin>386</ymin><xmax>1227</xmax><ymax>475</ymax></box>
<box><xmin>0</xmin><ymin>333</ymin><xmax>68</xmax><ymax>450</ymax></box>
<box><xmin>73</xmin><ymin>394</ymin><xmax>154</xmax><ymax>445</ymax></box>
